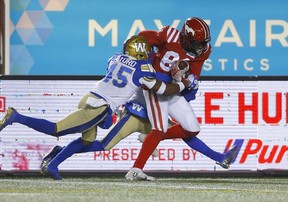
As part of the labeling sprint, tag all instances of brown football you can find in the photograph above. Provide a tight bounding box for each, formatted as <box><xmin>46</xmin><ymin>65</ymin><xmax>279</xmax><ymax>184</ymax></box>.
<box><xmin>178</xmin><ymin>60</ymin><xmax>189</xmax><ymax>70</ymax></box>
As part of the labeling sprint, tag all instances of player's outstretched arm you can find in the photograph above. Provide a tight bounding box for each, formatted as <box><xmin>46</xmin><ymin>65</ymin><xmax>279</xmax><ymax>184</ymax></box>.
<box><xmin>149</xmin><ymin>79</ymin><xmax>191</xmax><ymax>96</ymax></box>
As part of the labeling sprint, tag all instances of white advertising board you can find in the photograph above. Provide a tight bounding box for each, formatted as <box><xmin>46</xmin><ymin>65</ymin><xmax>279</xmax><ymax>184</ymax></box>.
<box><xmin>0</xmin><ymin>79</ymin><xmax>287</xmax><ymax>172</ymax></box>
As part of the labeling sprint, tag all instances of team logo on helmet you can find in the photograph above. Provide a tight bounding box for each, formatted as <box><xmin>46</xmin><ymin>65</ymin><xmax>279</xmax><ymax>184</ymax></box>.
<box><xmin>184</xmin><ymin>23</ymin><xmax>195</xmax><ymax>36</ymax></box>
<box><xmin>123</xmin><ymin>35</ymin><xmax>153</xmax><ymax>60</ymax></box>
<box><xmin>133</xmin><ymin>42</ymin><xmax>146</xmax><ymax>53</ymax></box>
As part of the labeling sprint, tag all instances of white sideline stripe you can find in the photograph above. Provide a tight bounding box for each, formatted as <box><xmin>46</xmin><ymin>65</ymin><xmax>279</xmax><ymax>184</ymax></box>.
<box><xmin>0</xmin><ymin>179</ymin><xmax>285</xmax><ymax>193</ymax></box>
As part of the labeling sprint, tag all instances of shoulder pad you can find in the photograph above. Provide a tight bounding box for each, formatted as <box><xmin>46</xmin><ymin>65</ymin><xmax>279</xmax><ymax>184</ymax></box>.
<box><xmin>141</xmin><ymin>64</ymin><xmax>156</xmax><ymax>81</ymax></box>
<box><xmin>140</xmin><ymin>64</ymin><xmax>155</xmax><ymax>73</ymax></box>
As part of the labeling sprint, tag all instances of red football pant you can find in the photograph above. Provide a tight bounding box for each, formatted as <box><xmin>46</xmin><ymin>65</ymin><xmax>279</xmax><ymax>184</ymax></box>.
<box><xmin>133</xmin><ymin>130</ymin><xmax>165</xmax><ymax>169</ymax></box>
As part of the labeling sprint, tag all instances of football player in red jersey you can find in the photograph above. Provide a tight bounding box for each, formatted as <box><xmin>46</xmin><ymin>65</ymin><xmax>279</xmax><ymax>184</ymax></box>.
<box><xmin>125</xmin><ymin>17</ymin><xmax>238</xmax><ymax>180</ymax></box>
<box><xmin>140</xmin><ymin>17</ymin><xmax>211</xmax><ymax>79</ymax></box>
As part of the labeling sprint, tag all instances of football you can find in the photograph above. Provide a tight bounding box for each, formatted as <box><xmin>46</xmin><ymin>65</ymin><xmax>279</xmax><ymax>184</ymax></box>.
<box><xmin>177</xmin><ymin>60</ymin><xmax>189</xmax><ymax>70</ymax></box>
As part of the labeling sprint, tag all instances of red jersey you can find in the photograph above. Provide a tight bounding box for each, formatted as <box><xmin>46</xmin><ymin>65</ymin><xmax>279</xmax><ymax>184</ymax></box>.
<box><xmin>139</xmin><ymin>26</ymin><xmax>211</xmax><ymax>79</ymax></box>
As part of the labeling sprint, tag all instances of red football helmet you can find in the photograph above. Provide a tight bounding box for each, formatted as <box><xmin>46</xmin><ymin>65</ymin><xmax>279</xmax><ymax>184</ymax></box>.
<box><xmin>180</xmin><ymin>17</ymin><xmax>211</xmax><ymax>56</ymax></box>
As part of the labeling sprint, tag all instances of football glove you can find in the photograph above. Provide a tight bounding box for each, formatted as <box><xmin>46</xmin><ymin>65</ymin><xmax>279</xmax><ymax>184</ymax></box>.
<box><xmin>186</xmin><ymin>74</ymin><xmax>199</xmax><ymax>90</ymax></box>
<box><xmin>181</xmin><ymin>88</ymin><xmax>199</xmax><ymax>102</ymax></box>
<box><xmin>171</xmin><ymin>60</ymin><xmax>189</xmax><ymax>82</ymax></box>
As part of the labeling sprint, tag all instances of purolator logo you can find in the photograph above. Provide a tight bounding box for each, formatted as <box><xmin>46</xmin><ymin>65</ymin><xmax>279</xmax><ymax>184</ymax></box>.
<box><xmin>226</xmin><ymin>139</ymin><xmax>288</xmax><ymax>164</ymax></box>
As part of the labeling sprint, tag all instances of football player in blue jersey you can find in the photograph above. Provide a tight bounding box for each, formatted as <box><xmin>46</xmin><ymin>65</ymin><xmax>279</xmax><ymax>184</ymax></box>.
<box><xmin>0</xmin><ymin>35</ymin><xmax>195</xmax><ymax>180</ymax></box>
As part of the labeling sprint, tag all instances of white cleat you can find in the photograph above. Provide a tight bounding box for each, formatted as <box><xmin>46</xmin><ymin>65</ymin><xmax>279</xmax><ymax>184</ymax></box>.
<box><xmin>125</xmin><ymin>167</ymin><xmax>155</xmax><ymax>181</ymax></box>
<box><xmin>138</xmin><ymin>133</ymin><xmax>158</xmax><ymax>157</ymax></box>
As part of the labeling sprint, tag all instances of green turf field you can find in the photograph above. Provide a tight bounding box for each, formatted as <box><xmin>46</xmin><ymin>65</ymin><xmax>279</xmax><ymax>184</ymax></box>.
<box><xmin>0</xmin><ymin>176</ymin><xmax>287</xmax><ymax>202</ymax></box>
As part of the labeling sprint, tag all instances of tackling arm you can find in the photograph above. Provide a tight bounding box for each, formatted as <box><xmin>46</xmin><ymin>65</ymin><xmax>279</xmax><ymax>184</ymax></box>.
<box><xmin>151</xmin><ymin>79</ymin><xmax>190</xmax><ymax>96</ymax></box>
<box><xmin>141</xmin><ymin>77</ymin><xmax>192</xmax><ymax>96</ymax></box>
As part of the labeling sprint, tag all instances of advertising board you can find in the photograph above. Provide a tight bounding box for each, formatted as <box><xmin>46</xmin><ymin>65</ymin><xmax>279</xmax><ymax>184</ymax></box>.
<box><xmin>0</xmin><ymin>78</ymin><xmax>287</xmax><ymax>172</ymax></box>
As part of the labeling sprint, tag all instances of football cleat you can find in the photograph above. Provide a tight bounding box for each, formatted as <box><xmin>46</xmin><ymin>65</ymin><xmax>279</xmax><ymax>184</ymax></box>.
<box><xmin>0</xmin><ymin>107</ymin><xmax>17</xmax><ymax>132</ymax></box>
<box><xmin>216</xmin><ymin>145</ymin><xmax>239</xmax><ymax>169</ymax></box>
<box><xmin>40</xmin><ymin>145</ymin><xmax>63</xmax><ymax>175</ymax></box>
<box><xmin>125</xmin><ymin>167</ymin><xmax>155</xmax><ymax>181</ymax></box>
<box><xmin>138</xmin><ymin>133</ymin><xmax>158</xmax><ymax>157</ymax></box>
<box><xmin>41</xmin><ymin>164</ymin><xmax>62</xmax><ymax>180</ymax></box>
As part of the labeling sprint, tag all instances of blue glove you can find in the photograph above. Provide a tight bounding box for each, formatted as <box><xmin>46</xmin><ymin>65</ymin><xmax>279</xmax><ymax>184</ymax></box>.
<box><xmin>186</xmin><ymin>74</ymin><xmax>199</xmax><ymax>90</ymax></box>
<box><xmin>181</xmin><ymin>88</ymin><xmax>199</xmax><ymax>102</ymax></box>
<box><xmin>181</xmin><ymin>74</ymin><xmax>199</xmax><ymax>101</ymax></box>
